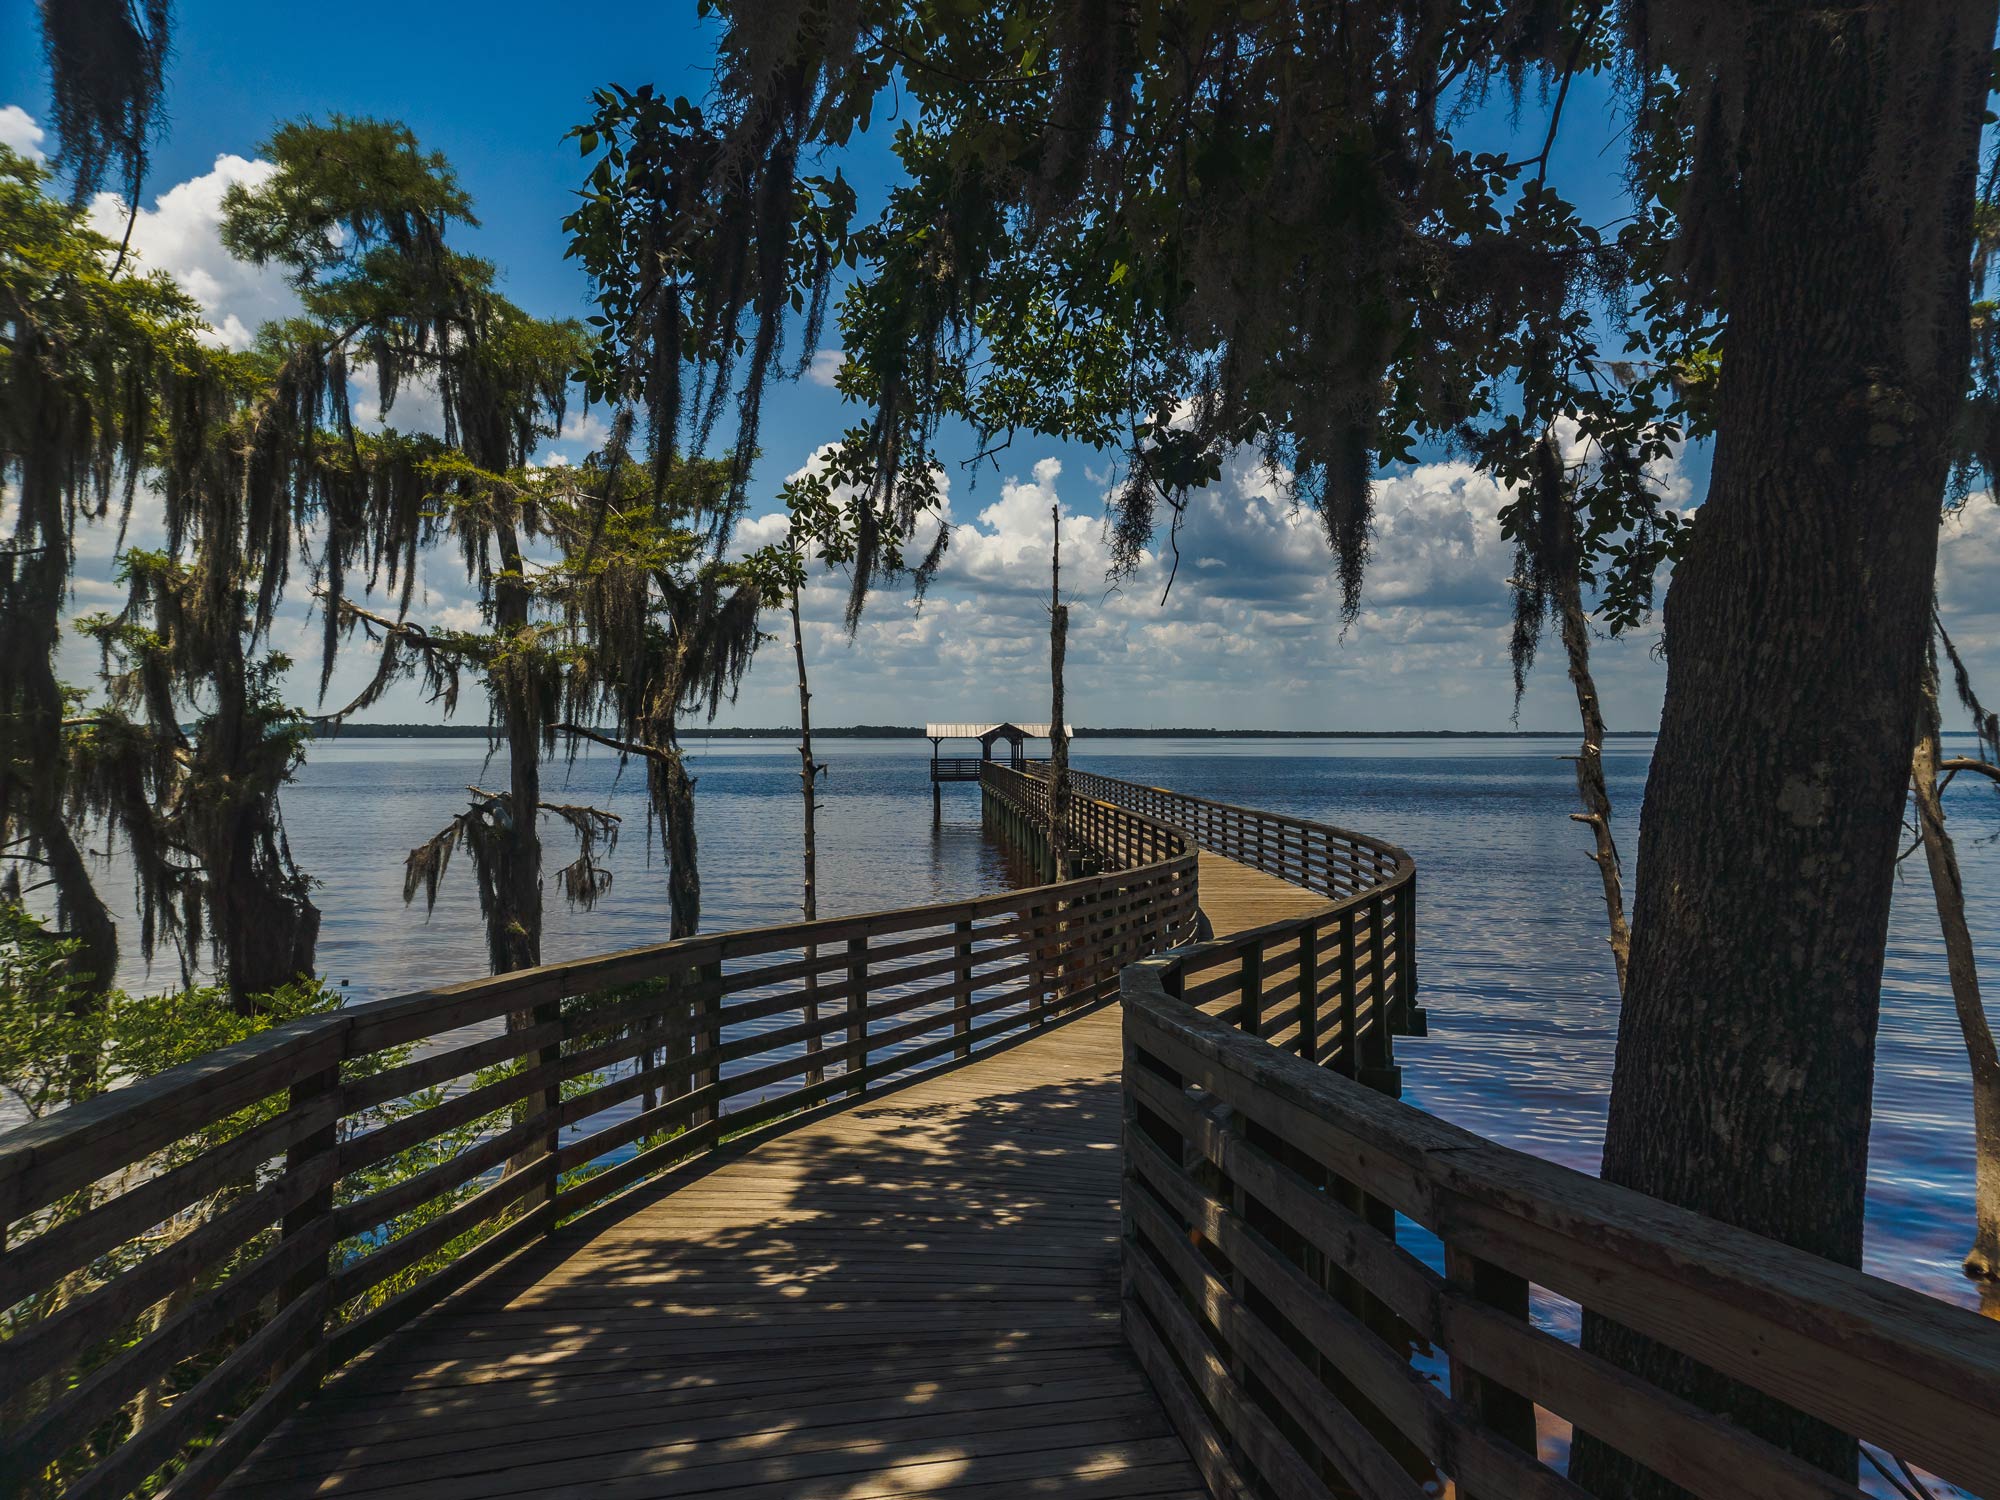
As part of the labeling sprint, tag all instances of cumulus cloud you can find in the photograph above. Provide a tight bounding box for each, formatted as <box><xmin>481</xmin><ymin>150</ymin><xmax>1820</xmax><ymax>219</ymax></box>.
<box><xmin>717</xmin><ymin>441</ymin><xmax>1672</xmax><ymax>731</ymax></box>
<box><xmin>86</xmin><ymin>155</ymin><xmax>295</xmax><ymax>349</ymax></box>
<box><xmin>352</xmin><ymin>371</ymin><xmax>448</xmax><ymax>438</ymax></box>
<box><xmin>530</xmin><ymin>407</ymin><xmax>614</xmax><ymax>468</ymax></box>
<box><xmin>1</xmin><ymin>105</ymin><xmax>46</xmax><ymax>161</ymax></box>
<box><xmin>806</xmin><ymin>349</ymin><xmax>843</xmax><ymax>388</ymax></box>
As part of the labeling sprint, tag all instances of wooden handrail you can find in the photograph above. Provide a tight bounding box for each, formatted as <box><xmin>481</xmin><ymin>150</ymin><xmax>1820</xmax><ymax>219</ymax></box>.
<box><xmin>1048</xmin><ymin>764</ymin><xmax>1423</xmax><ymax>1042</ymax></box>
<box><xmin>1119</xmin><ymin>948</ymin><xmax>2000</xmax><ymax>1499</ymax></box>
<box><xmin>0</xmin><ymin>771</ymin><xmax>1209</xmax><ymax>1500</ymax></box>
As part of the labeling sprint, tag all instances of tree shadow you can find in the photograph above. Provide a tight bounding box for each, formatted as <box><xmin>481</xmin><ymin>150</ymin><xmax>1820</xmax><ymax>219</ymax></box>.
<box><xmin>219</xmin><ymin>1007</ymin><xmax>1206</xmax><ymax>1499</ymax></box>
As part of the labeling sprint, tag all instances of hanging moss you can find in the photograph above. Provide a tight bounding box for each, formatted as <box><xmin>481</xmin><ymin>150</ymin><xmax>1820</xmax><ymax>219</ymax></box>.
<box><xmin>38</xmin><ymin>0</ymin><xmax>170</xmax><ymax>207</ymax></box>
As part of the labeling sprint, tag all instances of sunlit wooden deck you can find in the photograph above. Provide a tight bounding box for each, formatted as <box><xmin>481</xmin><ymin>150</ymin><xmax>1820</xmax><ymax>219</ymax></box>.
<box><xmin>214</xmin><ymin>855</ymin><xmax>1305</xmax><ymax>1500</ymax></box>
<box><xmin>1194</xmin><ymin>848</ymin><xmax>1332</xmax><ymax>937</ymax></box>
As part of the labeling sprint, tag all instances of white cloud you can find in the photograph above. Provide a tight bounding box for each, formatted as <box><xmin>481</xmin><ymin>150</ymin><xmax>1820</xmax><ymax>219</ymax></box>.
<box><xmin>87</xmin><ymin>155</ymin><xmax>295</xmax><ymax>350</ymax></box>
<box><xmin>433</xmin><ymin>602</ymin><xmax>485</xmax><ymax>632</ymax></box>
<box><xmin>806</xmin><ymin>349</ymin><xmax>843</xmax><ymax>388</ymax></box>
<box><xmin>1</xmin><ymin>106</ymin><xmax>46</xmax><ymax>162</ymax></box>
<box><xmin>529</xmin><ymin>407</ymin><xmax>613</xmax><ymax>468</ymax></box>
<box><xmin>353</xmin><ymin>370</ymin><xmax>447</xmax><ymax>438</ymax></box>
<box><xmin>714</xmin><ymin>442</ymin><xmax>1674</xmax><ymax>731</ymax></box>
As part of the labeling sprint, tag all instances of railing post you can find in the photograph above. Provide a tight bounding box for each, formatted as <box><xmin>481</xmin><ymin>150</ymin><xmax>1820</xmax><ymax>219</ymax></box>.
<box><xmin>1297</xmin><ymin>920</ymin><xmax>1319</xmax><ymax>1064</ymax></box>
<box><xmin>691</xmin><ymin>961</ymin><xmax>723</xmax><ymax>1132</ymax></box>
<box><xmin>1444</xmin><ymin>1245</ymin><xmax>1539</xmax><ymax>1474</ymax></box>
<box><xmin>1031</xmin><ymin>900</ymin><xmax>1050</xmax><ymax>1028</ymax></box>
<box><xmin>846</xmin><ymin>936</ymin><xmax>869</xmax><ymax>1097</ymax></box>
<box><xmin>1361</xmin><ymin>897</ymin><xmax>1400</xmax><ymax>1097</ymax></box>
<box><xmin>535</xmin><ymin>992</ymin><xmax>564</xmax><ymax>1228</ymax></box>
<box><xmin>1398</xmin><ymin>873</ymin><xmax>1425</xmax><ymax>1036</ymax></box>
<box><xmin>954</xmin><ymin>918</ymin><xmax>974</xmax><ymax>1060</ymax></box>
<box><xmin>276</xmin><ymin>1045</ymin><xmax>342</xmax><ymax>1394</ymax></box>
<box><xmin>1336</xmin><ymin>909</ymin><xmax>1359</xmax><ymax>1079</ymax></box>
<box><xmin>1239</xmin><ymin>941</ymin><xmax>1264</xmax><ymax>1037</ymax></box>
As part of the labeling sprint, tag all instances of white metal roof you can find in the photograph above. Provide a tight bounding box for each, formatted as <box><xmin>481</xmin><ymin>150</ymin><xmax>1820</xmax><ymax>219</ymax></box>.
<box><xmin>925</xmin><ymin>722</ymin><xmax>1054</xmax><ymax>739</ymax></box>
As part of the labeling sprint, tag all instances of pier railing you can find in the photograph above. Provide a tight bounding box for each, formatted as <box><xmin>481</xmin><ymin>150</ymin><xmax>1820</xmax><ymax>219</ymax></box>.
<box><xmin>1032</xmin><ymin>766</ymin><xmax>1424</xmax><ymax>1073</ymax></box>
<box><xmin>1120</xmin><ymin>933</ymin><xmax>2000</xmax><ymax>1498</ymax></box>
<box><xmin>0</xmin><ymin>779</ymin><xmax>1197</xmax><ymax>1500</ymax></box>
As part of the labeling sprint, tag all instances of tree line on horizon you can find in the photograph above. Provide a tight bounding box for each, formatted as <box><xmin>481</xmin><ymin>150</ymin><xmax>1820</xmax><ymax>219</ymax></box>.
<box><xmin>6</xmin><ymin>3</ymin><xmax>2000</xmax><ymax>1496</ymax></box>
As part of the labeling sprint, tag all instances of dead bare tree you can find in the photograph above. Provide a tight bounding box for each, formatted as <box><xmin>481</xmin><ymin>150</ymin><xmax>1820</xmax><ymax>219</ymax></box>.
<box><xmin>1912</xmin><ymin>623</ymin><xmax>2000</xmax><ymax>1284</ymax></box>
<box><xmin>791</xmin><ymin>582</ymin><xmax>828</xmax><ymax>1085</ymax></box>
<box><xmin>1554</xmin><ymin>527</ymin><xmax>1632</xmax><ymax>995</ymax></box>
<box><xmin>1047</xmin><ymin>502</ymin><xmax>1071</xmax><ymax>883</ymax></box>
<box><xmin>1513</xmin><ymin>434</ymin><xmax>1634</xmax><ymax>994</ymax></box>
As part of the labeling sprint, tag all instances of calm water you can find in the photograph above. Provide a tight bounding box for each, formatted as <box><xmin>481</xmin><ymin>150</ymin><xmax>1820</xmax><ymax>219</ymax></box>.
<box><xmin>70</xmin><ymin>734</ymin><xmax>2000</xmax><ymax>1313</ymax></box>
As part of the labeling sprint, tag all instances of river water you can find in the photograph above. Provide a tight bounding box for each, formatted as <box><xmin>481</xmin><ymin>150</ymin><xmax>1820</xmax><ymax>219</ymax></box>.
<box><xmin>58</xmin><ymin>733</ymin><xmax>2000</xmax><ymax>1317</ymax></box>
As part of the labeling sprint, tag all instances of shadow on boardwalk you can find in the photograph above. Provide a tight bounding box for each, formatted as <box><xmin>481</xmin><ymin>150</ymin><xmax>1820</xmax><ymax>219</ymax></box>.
<box><xmin>220</xmin><ymin>1004</ymin><xmax>1205</xmax><ymax>1500</ymax></box>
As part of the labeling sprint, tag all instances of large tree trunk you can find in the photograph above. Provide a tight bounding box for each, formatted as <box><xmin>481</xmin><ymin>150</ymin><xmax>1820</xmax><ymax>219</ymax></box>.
<box><xmin>655</xmin><ymin>731</ymin><xmax>700</xmax><ymax>943</ymax></box>
<box><xmin>218</xmin><ymin>820</ymin><xmax>321</xmax><ymax>1009</ymax></box>
<box><xmin>210</xmin><ymin>616</ymin><xmax>320</xmax><ymax>1010</ymax></box>
<box><xmin>1912</xmin><ymin>672</ymin><xmax>2000</xmax><ymax>1284</ymax></box>
<box><xmin>207</xmin><ymin>615</ymin><xmax>321</xmax><ymax>1013</ymax></box>
<box><xmin>490</xmin><ymin>531</ymin><xmax>545</xmax><ymax>1178</ymax></box>
<box><xmin>1576</xmin><ymin>5</ymin><xmax>1993</xmax><ymax>1490</ymax></box>
<box><xmin>653</xmin><ymin>735</ymin><xmax>701</xmax><ymax>1119</ymax></box>
<box><xmin>491</xmin><ymin>528</ymin><xmax>543</xmax><ymax>977</ymax></box>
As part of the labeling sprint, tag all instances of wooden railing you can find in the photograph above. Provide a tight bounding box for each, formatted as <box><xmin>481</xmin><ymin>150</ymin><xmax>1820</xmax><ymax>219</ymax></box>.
<box><xmin>1119</xmin><ymin>946</ymin><xmax>2000</xmax><ymax>1500</ymax></box>
<box><xmin>1065</xmin><ymin>768</ymin><xmax>1410</xmax><ymax>903</ymax></box>
<box><xmin>1041</xmin><ymin>767</ymin><xmax>1424</xmax><ymax>1071</ymax></box>
<box><xmin>0</xmin><ymin>779</ymin><xmax>1197</xmax><ymax>1500</ymax></box>
<box><xmin>932</xmin><ymin>755</ymin><xmax>1047</xmax><ymax>782</ymax></box>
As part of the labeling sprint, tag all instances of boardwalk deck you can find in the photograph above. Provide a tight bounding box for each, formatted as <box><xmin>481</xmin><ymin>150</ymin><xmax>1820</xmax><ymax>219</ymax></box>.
<box><xmin>217</xmin><ymin>856</ymin><xmax>1304</xmax><ymax>1500</ymax></box>
<box><xmin>1194</xmin><ymin>849</ymin><xmax>1332</xmax><ymax>937</ymax></box>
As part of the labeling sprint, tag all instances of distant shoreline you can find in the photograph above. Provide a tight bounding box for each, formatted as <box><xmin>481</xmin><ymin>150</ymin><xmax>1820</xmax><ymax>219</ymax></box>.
<box><xmin>313</xmin><ymin>723</ymin><xmax>1663</xmax><ymax>740</ymax></box>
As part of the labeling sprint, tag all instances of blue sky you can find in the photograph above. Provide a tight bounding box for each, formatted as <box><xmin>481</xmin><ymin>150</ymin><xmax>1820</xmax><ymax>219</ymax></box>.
<box><xmin>5</xmin><ymin>5</ymin><xmax>1996</xmax><ymax>731</ymax></box>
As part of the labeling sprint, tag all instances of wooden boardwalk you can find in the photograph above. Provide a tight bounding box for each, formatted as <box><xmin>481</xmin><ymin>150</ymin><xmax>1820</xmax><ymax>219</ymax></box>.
<box><xmin>1194</xmin><ymin>849</ymin><xmax>1331</xmax><ymax>937</ymax></box>
<box><xmin>217</xmin><ymin>856</ymin><xmax>1306</xmax><ymax>1500</ymax></box>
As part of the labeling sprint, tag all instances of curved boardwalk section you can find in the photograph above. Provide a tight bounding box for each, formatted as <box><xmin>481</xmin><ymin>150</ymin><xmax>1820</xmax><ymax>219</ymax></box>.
<box><xmin>211</xmin><ymin>780</ymin><xmax>1344</xmax><ymax>1500</ymax></box>
<box><xmin>12</xmin><ymin>763</ymin><xmax>1993</xmax><ymax>1500</ymax></box>
<box><xmin>220</xmin><ymin>1006</ymin><xmax>1199</xmax><ymax>1500</ymax></box>
<box><xmin>210</xmin><ymin>777</ymin><xmax>1340</xmax><ymax>1500</ymax></box>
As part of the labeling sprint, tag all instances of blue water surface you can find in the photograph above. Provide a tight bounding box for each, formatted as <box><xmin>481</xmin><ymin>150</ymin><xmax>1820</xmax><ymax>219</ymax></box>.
<box><xmin>81</xmin><ymin>732</ymin><xmax>2000</xmax><ymax>1314</ymax></box>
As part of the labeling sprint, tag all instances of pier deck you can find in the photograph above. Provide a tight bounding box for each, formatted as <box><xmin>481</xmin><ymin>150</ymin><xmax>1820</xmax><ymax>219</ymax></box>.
<box><xmin>215</xmin><ymin>852</ymin><xmax>1303</xmax><ymax>1500</ymax></box>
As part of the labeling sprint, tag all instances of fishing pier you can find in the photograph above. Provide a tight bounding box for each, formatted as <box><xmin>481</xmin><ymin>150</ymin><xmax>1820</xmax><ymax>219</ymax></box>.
<box><xmin>4</xmin><ymin>766</ymin><xmax>1998</xmax><ymax>1499</ymax></box>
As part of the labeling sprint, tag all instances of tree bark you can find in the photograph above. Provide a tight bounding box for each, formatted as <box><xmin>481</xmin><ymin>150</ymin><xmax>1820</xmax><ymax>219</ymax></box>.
<box><xmin>792</xmin><ymin>586</ymin><xmax>824</xmax><ymax>1086</ymax></box>
<box><xmin>1912</xmin><ymin>673</ymin><xmax>2000</xmax><ymax>1284</ymax></box>
<box><xmin>654</xmin><ymin>731</ymin><xmax>700</xmax><ymax>943</ymax></box>
<box><xmin>203</xmin><ymin>601</ymin><xmax>320</xmax><ymax>1013</ymax></box>
<box><xmin>1576</xmin><ymin>5</ymin><xmax>1995</xmax><ymax>1490</ymax></box>
<box><xmin>491</xmin><ymin>526</ymin><xmax>544</xmax><ymax>1178</ymax></box>
<box><xmin>491</xmin><ymin>524</ymin><xmax>543</xmax><ymax>977</ymax></box>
